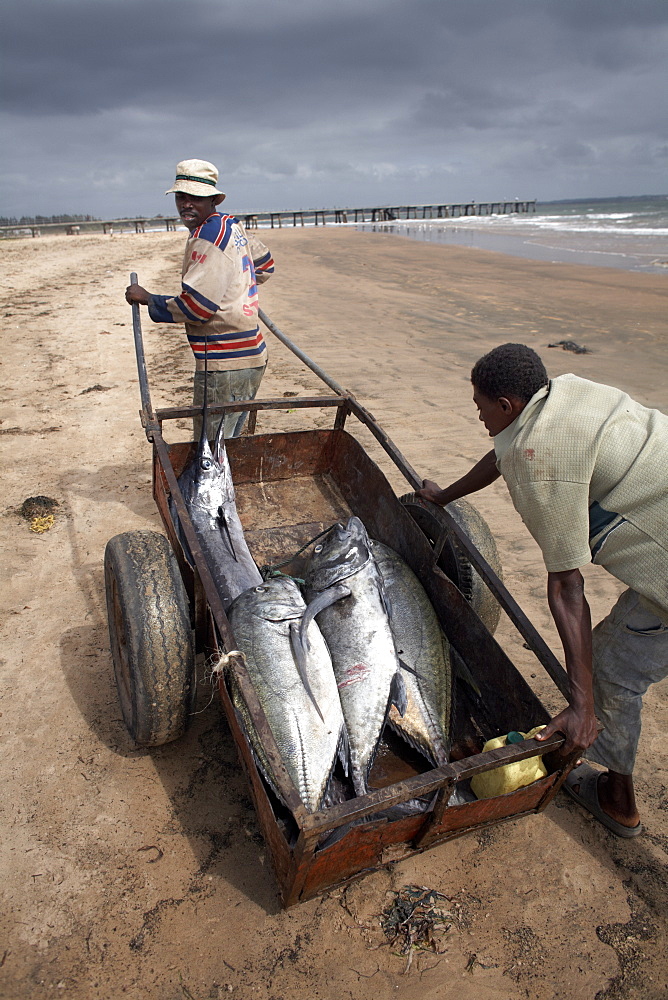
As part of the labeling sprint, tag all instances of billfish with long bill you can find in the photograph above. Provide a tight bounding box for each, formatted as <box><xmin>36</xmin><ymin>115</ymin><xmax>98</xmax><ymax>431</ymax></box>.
<box><xmin>170</xmin><ymin>375</ymin><xmax>262</xmax><ymax>608</ymax></box>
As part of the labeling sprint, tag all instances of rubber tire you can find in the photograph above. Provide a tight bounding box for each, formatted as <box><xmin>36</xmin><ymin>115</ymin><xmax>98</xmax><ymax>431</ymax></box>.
<box><xmin>399</xmin><ymin>494</ymin><xmax>503</xmax><ymax>634</ymax></box>
<box><xmin>104</xmin><ymin>529</ymin><xmax>195</xmax><ymax>746</ymax></box>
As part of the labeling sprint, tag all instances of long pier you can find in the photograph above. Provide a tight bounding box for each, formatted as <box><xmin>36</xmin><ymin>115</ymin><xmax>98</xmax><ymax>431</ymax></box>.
<box><xmin>0</xmin><ymin>199</ymin><xmax>536</xmax><ymax>238</ymax></box>
<box><xmin>245</xmin><ymin>200</ymin><xmax>536</xmax><ymax>229</ymax></box>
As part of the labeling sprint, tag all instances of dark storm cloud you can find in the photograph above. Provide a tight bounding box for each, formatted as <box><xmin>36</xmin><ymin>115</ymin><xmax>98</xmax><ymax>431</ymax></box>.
<box><xmin>1</xmin><ymin>0</ymin><xmax>667</xmax><ymax>216</ymax></box>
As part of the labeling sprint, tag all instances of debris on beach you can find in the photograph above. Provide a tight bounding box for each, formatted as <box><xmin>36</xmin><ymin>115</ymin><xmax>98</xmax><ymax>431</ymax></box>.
<box><xmin>20</xmin><ymin>495</ymin><xmax>59</xmax><ymax>519</ymax></box>
<box><xmin>547</xmin><ymin>340</ymin><xmax>591</xmax><ymax>354</ymax></box>
<box><xmin>29</xmin><ymin>514</ymin><xmax>55</xmax><ymax>533</ymax></box>
<box><xmin>20</xmin><ymin>495</ymin><xmax>59</xmax><ymax>533</ymax></box>
<box><xmin>80</xmin><ymin>383</ymin><xmax>112</xmax><ymax>394</ymax></box>
<box><xmin>381</xmin><ymin>884</ymin><xmax>454</xmax><ymax>972</ymax></box>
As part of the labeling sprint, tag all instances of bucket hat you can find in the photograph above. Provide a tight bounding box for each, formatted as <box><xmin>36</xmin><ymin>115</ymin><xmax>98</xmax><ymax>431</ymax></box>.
<box><xmin>165</xmin><ymin>159</ymin><xmax>225</xmax><ymax>202</ymax></box>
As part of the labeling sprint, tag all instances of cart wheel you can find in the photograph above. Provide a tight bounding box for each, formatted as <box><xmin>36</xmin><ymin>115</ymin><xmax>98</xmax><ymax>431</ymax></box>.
<box><xmin>104</xmin><ymin>529</ymin><xmax>195</xmax><ymax>746</ymax></box>
<box><xmin>399</xmin><ymin>494</ymin><xmax>503</xmax><ymax>634</ymax></box>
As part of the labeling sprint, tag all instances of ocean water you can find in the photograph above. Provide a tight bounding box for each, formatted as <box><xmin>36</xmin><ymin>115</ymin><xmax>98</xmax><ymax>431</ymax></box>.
<box><xmin>358</xmin><ymin>195</ymin><xmax>668</xmax><ymax>273</ymax></box>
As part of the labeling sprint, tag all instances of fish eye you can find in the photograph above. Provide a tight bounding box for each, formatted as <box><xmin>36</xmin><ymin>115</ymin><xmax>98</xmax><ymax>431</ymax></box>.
<box><xmin>255</xmin><ymin>586</ymin><xmax>266</xmax><ymax>592</ymax></box>
<box><xmin>200</xmin><ymin>459</ymin><xmax>212</xmax><ymax>470</ymax></box>
<box><xmin>314</xmin><ymin>544</ymin><xmax>323</xmax><ymax>553</ymax></box>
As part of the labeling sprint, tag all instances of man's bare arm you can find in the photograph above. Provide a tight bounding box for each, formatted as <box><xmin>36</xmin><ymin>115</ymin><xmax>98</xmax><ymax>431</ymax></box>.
<box><xmin>535</xmin><ymin>568</ymin><xmax>599</xmax><ymax>754</ymax></box>
<box><xmin>416</xmin><ymin>449</ymin><xmax>500</xmax><ymax>506</ymax></box>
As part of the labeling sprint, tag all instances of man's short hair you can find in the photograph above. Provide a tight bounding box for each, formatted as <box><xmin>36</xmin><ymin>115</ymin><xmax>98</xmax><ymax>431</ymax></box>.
<box><xmin>471</xmin><ymin>343</ymin><xmax>548</xmax><ymax>403</ymax></box>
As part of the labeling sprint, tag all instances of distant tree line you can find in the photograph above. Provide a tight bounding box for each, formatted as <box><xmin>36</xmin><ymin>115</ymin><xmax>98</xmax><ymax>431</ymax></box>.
<box><xmin>0</xmin><ymin>214</ymin><xmax>100</xmax><ymax>226</ymax></box>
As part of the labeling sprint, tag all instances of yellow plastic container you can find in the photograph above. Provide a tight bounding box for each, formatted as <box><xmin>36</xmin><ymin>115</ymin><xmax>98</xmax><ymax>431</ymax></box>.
<box><xmin>470</xmin><ymin>726</ymin><xmax>547</xmax><ymax>800</ymax></box>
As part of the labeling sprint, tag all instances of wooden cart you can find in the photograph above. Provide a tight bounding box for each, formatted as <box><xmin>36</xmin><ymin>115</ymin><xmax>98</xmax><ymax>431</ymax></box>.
<box><xmin>104</xmin><ymin>291</ymin><xmax>577</xmax><ymax>907</ymax></box>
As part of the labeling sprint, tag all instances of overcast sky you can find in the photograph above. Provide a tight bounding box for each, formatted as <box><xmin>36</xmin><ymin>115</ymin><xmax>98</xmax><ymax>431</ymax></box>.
<box><xmin>2</xmin><ymin>0</ymin><xmax>667</xmax><ymax>219</ymax></box>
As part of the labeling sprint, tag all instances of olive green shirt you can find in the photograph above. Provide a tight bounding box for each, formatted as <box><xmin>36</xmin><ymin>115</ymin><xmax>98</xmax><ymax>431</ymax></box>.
<box><xmin>494</xmin><ymin>374</ymin><xmax>668</xmax><ymax>621</ymax></box>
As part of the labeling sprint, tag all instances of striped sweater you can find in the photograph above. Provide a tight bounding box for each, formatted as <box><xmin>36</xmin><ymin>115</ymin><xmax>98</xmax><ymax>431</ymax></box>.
<box><xmin>148</xmin><ymin>213</ymin><xmax>274</xmax><ymax>371</ymax></box>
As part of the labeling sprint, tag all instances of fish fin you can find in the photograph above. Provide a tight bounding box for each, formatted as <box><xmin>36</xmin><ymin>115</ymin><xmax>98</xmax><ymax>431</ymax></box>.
<box><xmin>337</xmin><ymin>724</ymin><xmax>350</xmax><ymax>778</ymax></box>
<box><xmin>389</xmin><ymin>669</ymin><xmax>408</xmax><ymax>718</ymax></box>
<box><xmin>398</xmin><ymin>656</ymin><xmax>425</xmax><ymax>682</ymax></box>
<box><xmin>378</xmin><ymin>576</ymin><xmax>393</xmax><ymax>619</ymax></box>
<box><xmin>299</xmin><ymin>583</ymin><xmax>351</xmax><ymax>650</ymax></box>
<box><xmin>450</xmin><ymin>645</ymin><xmax>481</xmax><ymax>698</ymax></box>
<box><xmin>217</xmin><ymin>505</ymin><xmax>239</xmax><ymax>562</ymax></box>
<box><xmin>288</xmin><ymin>622</ymin><xmax>325</xmax><ymax>723</ymax></box>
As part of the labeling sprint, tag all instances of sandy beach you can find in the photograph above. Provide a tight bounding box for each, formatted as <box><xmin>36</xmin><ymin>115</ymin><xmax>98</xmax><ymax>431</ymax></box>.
<box><xmin>1</xmin><ymin>226</ymin><xmax>667</xmax><ymax>999</ymax></box>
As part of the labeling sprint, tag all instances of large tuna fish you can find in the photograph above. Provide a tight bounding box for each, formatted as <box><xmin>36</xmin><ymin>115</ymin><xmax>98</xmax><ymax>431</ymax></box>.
<box><xmin>170</xmin><ymin>411</ymin><xmax>262</xmax><ymax>608</ymax></box>
<box><xmin>302</xmin><ymin>516</ymin><xmax>407</xmax><ymax>796</ymax></box>
<box><xmin>227</xmin><ymin>577</ymin><xmax>348</xmax><ymax>812</ymax></box>
<box><xmin>370</xmin><ymin>539</ymin><xmax>452</xmax><ymax>766</ymax></box>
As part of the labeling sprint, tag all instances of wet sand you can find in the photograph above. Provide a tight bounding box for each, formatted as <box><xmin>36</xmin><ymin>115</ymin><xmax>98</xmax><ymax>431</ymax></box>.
<box><xmin>1</xmin><ymin>226</ymin><xmax>667</xmax><ymax>999</ymax></box>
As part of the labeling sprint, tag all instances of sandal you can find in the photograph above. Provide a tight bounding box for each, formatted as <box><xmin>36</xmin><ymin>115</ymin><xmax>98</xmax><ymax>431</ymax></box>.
<box><xmin>563</xmin><ymin>763</ymin><xmax>643</xmax><ymax>838</ymax></box>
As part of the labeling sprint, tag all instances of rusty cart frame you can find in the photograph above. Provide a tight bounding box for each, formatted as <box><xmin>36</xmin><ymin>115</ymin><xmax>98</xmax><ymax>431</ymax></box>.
<box><xmin>117</xmin><ymin>279</ymin><xmax>577</xmax><ymax>906</ymax></box>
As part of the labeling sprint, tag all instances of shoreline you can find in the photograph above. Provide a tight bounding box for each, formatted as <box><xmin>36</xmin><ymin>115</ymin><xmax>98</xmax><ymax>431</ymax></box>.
<box><xmin>357</xmin><ymin>219</ymin><xmax>668</xmax><ymax>273</ymax></box>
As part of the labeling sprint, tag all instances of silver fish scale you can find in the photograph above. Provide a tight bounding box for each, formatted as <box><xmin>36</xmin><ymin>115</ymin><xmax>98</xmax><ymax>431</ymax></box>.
<box><xmin>228</xmin><ymin>578</ymin><xmax>345</xmax><ymax>813</ymax></box>
<box><xmin>305</xmin><ymin>518</ymin><xmax>404</xmax><ymax>796</ymax></box>
<box><xmin>371</xmin><ymin>540</ymin><xmax>452</xmax><ymax>765</ymax></box>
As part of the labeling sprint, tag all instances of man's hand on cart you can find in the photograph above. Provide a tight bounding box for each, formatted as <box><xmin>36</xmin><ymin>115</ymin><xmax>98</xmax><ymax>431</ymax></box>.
<box><xmin>126</xmin><ymin>283</ymin><xmax>151</xmax><ymax>305</ymax></box>
<box><xmin>535</xmin><ymin>704</ymin><xmax>599</xmax><ymax>757</ymax></box>
<box><xmin>417</xmin><ymin>452</ymin><xmax>501</xmax><ymax>508</ymax></box>
<box><xmin>416</xmin><ymin>480</ymin><xmax>447</xmax><ymax>505</ymax></box>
